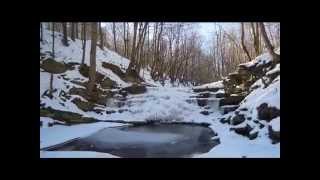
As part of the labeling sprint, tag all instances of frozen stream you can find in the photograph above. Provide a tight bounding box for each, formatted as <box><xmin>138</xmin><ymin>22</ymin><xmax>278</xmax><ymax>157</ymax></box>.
<box><xmin>47</xmin><ymin>124</ymin><xmax>220</xmax><ymax>158</ymax></box>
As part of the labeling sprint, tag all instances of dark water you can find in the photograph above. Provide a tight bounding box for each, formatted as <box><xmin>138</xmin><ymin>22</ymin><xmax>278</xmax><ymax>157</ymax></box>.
<box><xmin>49</xmin><ymin>124</ymin><xmax>220</xmax><ymax>158</ymax></box>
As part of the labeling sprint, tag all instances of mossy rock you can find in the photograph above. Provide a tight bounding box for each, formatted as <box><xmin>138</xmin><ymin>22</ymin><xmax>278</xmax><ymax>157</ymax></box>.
<box><xmin>40</xmin><ymin>58</ymin><xmax>67</xmax><ymax>74</ymax></box>
<box><xmin>40</xmin><ymin>107</ymin><xmax>97</xmax><ymax>124</ymax></box>
<box><xmin>100</xmin><ymin>77</ymin><xmax>117</xmax><ymax>89</ymax></box>
<box><xmin>122</xmin><ymin>84</ymin><xmax>147</xmax><ymax>94</ymax></box>
<box><xmin>72</xmin><ymin>97</ymin><xmax>95</xmax><ymax>112</ymax></box>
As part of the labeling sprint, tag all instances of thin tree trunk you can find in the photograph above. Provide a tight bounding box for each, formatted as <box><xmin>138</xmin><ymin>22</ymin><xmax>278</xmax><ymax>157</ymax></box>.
<box><xmin>62</xmin><ymin>23</ymin><xmax>69</xmax><ymax>46</ymax></box>
<box><xmin>40</xmin><ymin>23</ymin><xmax>43</xmax><ymax>42</ymax></box>
<box><xmin>88</xmin><ymin>23</ymin><xmax>98</xmax><ymax>96</ymax></box>
<box><xmin>49</xmin><ymin>23</ymin><xmax>55</xmax><ymax>98</ymax></box>
<box><xmin>259</xmin><ymin>22</ymin><xmax>280</xmax><ymax>63</ymax></box>
<box><xmin>127</xmin><ymin>22</ymin><xmax>138</xmax><ymax>73</ymax></box>
<box><xmin>123</xmin><ymin>22</ymin><xmax>126</xmax><ymax>57</ymax></box>
<box><xmin>81</xmin><ymin>23</ymin><xmax>86</xmax><ymax>65</ymax></box>
<box><xmin>75</xmin><ymin>23</ymin><xmax>78</xmax><ymax>39</ymax></box>
<box><xmin>71</xmin><ymin>23</ymin><xmax>75</xmax><ymax>41</ymax></box>
<box><xmin>99</xmin><ymin>22</ymin><xmax>104</xmax><ymax>50</ymax></box>
<box><xmin>241</xmin><ymin>23</ymin><xmax>252</xmax><ymax>61</ymax></box>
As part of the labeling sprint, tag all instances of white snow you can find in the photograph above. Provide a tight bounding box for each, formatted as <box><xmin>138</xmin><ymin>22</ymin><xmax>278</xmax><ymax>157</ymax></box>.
<box><xmin>40</xmin><ymin>151</ymin><xmax>119</xmax><ymax>158</ymax></box>
<box><xmin>269</xmin><ymin>117</ymin><xmax>280</xmax><ymax>132</ymax></box>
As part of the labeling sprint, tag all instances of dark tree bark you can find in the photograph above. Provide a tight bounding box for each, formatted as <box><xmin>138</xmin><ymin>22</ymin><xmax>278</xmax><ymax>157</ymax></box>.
<box><xmin>127</xmin><ymin>22</ymin><xmax>138</xmax><ymax>73</ymax></box>
<box><xmin>99</xmin><ymin>22</ymin><xmax>104</xmax><ymax>50</ymax></box>
<box><xmin>259</xmin><ymin>22</ymin><xmax>280</xmax><ymax>63</ymax></box>
<box><xmin>75</xmin><ymin>23</ymin><xmax>78</xmax><ymax>39</ymax></box>
<box><xmin>241</xmin><ymin>23</ymin><xmax>252</xmax><ymax>61</ymax></box>
<box><xmin>40</xmin><ymin>23</ymin><xmax>43</xmax><ymax>42</ymax></box>
<box><xmin>62</xmin><ymin>23</ymin><xmax>69</xmax><ymax>46</ymax></box>
<box><xmin>113</xmin><ymin>22</ymin><xmax>117</xmax><ymax>52</ymax></box>
<box><xmin>49</xmin><ymin>23</ymin><xmax>55</xmax><ymax>98</ymax></box>
<box><xmin>71</xmin><ymin>23</ymin><xmax>75</xmax><ymax>41</ymax></box>
<box><xmin>88</xmin><ymin>23</ymin><xmax>98</xmax><ymax>96</ymax></box>
<box><xmin>123</xmin><ymin>23</ymin><xmax>127</xmax><ymax>57</ymax></box>
<box><xmin>250</xmin><ymin>22</ymin><xmax>261</xmax><ymax>56</ymax></box>
<box><xmin>81</xmin><ymin>23</ymin><xmax>86</xmax><ymax>65</ymax></box>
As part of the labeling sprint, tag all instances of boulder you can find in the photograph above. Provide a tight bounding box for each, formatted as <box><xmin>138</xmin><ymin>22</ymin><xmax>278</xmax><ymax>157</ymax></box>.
<box><xmin>257</xmin><ymin>103</ymin><xmax>280</xmax><ymax>121</ymax></box>
<box><xmin>230</xmin><ymin>124</ymin><xmax>253</xmax><ymax>136</ymax></box>
<box><xmin>230</xmin><ymin>114</ymin><xmax>245</xmax><ymax>125</ymax></box>
<box><xmin>122</xmin><ymin>84</ymin><xmax>147</xmax><ymax>94</ymax></box>
<box><xmin>41</xmin><ymin>58</ymin><xmax>67</xmax><ymax>74</ymax></box>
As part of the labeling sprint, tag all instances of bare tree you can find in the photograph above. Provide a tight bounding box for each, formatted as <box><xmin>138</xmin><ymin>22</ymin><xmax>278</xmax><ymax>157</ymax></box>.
<box><xmin>75</xmin><ymin>23</ymin><xmax>78</xmax><ymax>39</ymax></box>
<box><xmin>99</xmin><ymin>22</ymin><xmax>104</xmax><ymax>50</ymax></box>
<box><xmin>40</xmin><ymin>23</ymin><xmax>43</xmax><ymax>42</ymax></box>
<box><xmin>88</xmin><ymin>23</ymin><xmax>98</xmax><ymax>96</ymax></box>
<box><xmin>71</xmin><ymin>23</ymin><xmax>75</xmax><ymax>41</ymax></box>
<box><xmin>127</xmin><ymin>22</ymin><xmax>138</xmax><ymax>73</ymax></box>
<box><xmin>250</xmin><ymin>22</ymin><xmax>261</xmax><ymax>56</ymax></box>
<box><xmin>49</xmin><ymin>23</ymin><xmax>55</xmax><ymax>98</ymax></box>
<box><xmin>241</xmin><ymin>23</ymin><xmax>252</xmax><ymax>61</ymax></box>
<box><xmin>81</xmin><ymin>23</ymin><xmax>86</xmax><ymax>65</ymax></box>
<box><xmin>259</xmin><ymin>22</ymin><xmax>280</xmax><ymax>63</ymax></box>
<box><xmin>123</xmin><ymin>22</ymin><xmax>127</xmax><ymax>57</ymax></box>
<box><xmin>62</xmin><ymin>23</ymin><xmax>69</xmax><ymax>46</ymax></box>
